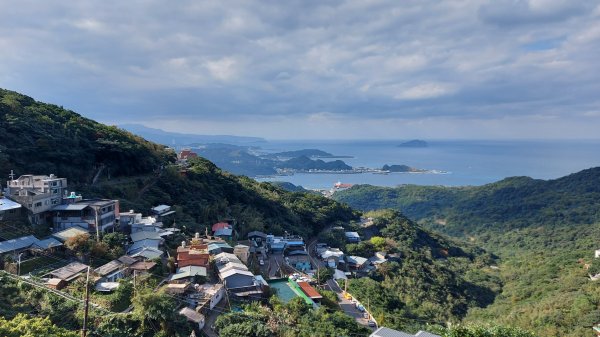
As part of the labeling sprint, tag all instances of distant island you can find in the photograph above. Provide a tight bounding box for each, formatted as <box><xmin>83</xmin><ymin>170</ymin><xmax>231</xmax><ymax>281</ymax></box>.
<box><xmin>265</xmin><ymin>149</ymin><xmax>352</xmax><ymax>159</ymax></box>
<box><xmin>398</xmin><ymin>140</ymin><xmax>428</xmax><ymax>148</ymax></box>
<box><xmin>381</xmin><ymin>164</ymin><xmax>427</xmax><ymax>173</ymax></box>
<box><xmin>275</xmin><ymin>156</ymin><xmax>353</xmax><ymax>172</ymax></box>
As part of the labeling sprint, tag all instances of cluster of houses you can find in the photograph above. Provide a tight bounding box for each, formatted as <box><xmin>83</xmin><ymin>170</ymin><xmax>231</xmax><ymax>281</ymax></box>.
<box><xmin>160</xmin><ymin>232</ymin><xmax>265</xmax><ymax>330</ymax></box>
<box><xmin>316</xmin><ymin>231</ymin><xmax>397</xmax><ymax>277</ymax></box>
<box><xmin>1</xmin><ymin>172</ymin><xmax>414</xmax><ymax>333</ymax></box>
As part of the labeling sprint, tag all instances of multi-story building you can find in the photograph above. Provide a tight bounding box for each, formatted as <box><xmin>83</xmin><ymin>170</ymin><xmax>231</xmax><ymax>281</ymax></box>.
<box><xmin>5</xmin><ymin>174</ymin><xmax>68</xmax><ymax>225</ymax></box>
<box><xmin>52</xmin><ymin>199</ymin><xmax>119</xmax><ymax>233</ymax></box>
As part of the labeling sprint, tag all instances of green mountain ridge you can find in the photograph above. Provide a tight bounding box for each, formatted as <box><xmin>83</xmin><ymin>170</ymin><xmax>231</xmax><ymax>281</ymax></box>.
<box><xmin>0</xmin><ymin>89</ymin><xmax>174</xmax><ymax>183</ymax></box>
<box><xmin>334</xmin><ymin>167</ymin><xmax>600</xmax><ymax>236</ymax></box>
<box><xmin>334</xmin><ymin>168</ymin><xmax>600</xmax><ymax>337</ymax></box>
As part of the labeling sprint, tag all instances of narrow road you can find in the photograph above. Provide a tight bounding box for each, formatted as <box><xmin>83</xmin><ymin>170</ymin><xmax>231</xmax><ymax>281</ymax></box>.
<box><xmin>326</xmin><ymin>279</ymin><xmax>373</xmax><ymax>330</ymax></box>
<box><xmin>202</xmin><ymin>296</ymin><xmax>229</xmax><ymax>337</ymax></box>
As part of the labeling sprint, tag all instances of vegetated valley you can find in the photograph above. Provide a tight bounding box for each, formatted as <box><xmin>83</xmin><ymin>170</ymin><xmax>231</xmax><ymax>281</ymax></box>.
<box><xmin>334</xmin><ymin>172</ymin><xmax>600</xmax><ymax>337</ymax></box>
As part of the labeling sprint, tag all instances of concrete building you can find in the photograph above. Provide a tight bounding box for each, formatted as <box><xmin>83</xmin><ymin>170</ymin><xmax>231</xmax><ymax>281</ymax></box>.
<box><xmin>5</xmin><ymin>174</ymin><xmax>68</xmax><ymax>225</ymax></box>
<box><xmin>52</xmin><ymin>199</ymin><xmax>119</xmax><ymax>233</ymax></box>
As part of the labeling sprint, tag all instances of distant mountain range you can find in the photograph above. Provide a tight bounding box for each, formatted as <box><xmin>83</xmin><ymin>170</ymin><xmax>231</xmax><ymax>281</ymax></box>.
<box><xmin>120</xmin><ymin>123</ymin><xmax>266</xmax><ymax>146</ymax></box>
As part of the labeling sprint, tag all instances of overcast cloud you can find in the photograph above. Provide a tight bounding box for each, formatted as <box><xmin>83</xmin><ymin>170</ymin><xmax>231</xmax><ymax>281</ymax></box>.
<box><xmin>1</xmin><ymin>0</ymin><xmax>599</xmax><ymax>139</ymax></box>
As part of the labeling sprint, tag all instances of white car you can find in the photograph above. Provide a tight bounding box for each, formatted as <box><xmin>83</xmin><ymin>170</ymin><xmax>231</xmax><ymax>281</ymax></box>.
<box><xmin>259</xmin><ymin>259</ymin><xmax>265</xmax><ymax>266</ymax></box>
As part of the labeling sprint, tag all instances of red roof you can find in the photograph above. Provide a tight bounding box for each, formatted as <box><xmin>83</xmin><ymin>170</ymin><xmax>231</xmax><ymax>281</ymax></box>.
<box><xmin>297</xmin><ymin>281</ymin><xmax>323</xmax><ymax>299</ymax></box>
<box><xmin>177</xmin><ymin>249</ymin><xmax>210</xmax><ymax>268</ymax></box>
<box><xmin>212</xmin><ymin>222</ymin><xmax>231</xmax><ymax>232</ymax></box>
<box><xmin>179</xmin><ymin>150</ymin><xmax>198</xmax><ymax>160</ymax></box>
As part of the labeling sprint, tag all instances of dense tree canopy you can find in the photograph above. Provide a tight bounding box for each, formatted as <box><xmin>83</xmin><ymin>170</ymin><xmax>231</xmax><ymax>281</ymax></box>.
<box><xmin>0</xmin><ymin>88</ymin><xmax>175</xmax><ymax>183</ymax></box>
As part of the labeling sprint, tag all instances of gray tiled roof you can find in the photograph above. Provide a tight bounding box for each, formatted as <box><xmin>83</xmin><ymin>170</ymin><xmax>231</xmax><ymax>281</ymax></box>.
<box><xmin>370</xmin><ymin>327</ymin><xmax>416</xmax><ymax>337</ymax></box>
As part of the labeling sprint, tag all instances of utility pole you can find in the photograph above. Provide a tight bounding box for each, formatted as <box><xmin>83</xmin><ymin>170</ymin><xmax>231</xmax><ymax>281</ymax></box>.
<box><xmin>17</xmin><ymin>253</ymin><xmax>23</xmax><ymax>277</ymax></box>
<box><xmin>81</xmin><ymin>267</ymin><xmax>90</xmax><ymax>337</ymax></box>
<box><xmin>133</xmin><ymin>270</ymin><xmax>137</xmax><ymax>298</ymax></box>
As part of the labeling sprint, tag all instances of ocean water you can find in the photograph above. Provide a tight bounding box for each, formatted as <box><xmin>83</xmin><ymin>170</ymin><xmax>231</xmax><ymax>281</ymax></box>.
<box><xmin>254</xmin><ymin>139</ymin><xmax>600</xmax><ymax>190</ymax></box>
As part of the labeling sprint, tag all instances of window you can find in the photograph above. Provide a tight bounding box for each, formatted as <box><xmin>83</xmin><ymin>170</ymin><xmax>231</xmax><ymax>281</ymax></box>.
<box><xmin>34</xmin><ymin>202</ymin><xmax>42</xmax><ymax>207</ymax></box>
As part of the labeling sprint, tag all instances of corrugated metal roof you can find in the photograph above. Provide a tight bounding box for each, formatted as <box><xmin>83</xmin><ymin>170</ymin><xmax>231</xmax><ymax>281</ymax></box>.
<box><xmin>94</xmin><ymin>260</ymin><xmax>124</xmax><ymax>276</ymax></box>
<box><xmin>52</xmin><ymin>204</ymin><xmax>89</xmax><ymax>211</ymax></box>
<box><xmin>348</xmin><ymin>256</ymin><xmax>369</xmax><ymax>266</ymax></box>
<box><xmin>130</xmin><ymin>231</ymin><xmax>161</xmax><ymax>242</ymax></box>
<box><xmin>127</xmin><ymin>239</ymin><xmax>161</xmax><ymax>253</ymax></box>
<box><xmin>220</xmin><ymin>268</ymin><xmax>254</xmax><ymax>279</ymax></box>
<box><xmin>297</xmin><ymin>281</ymin><xmax>323</xmax><ymax>299</ymax></box>
<box><xmin>179</xmin><ymin>307</ymin><xmax>204</xmax><ymax>323</ymax></box>
<box><xmin>170</xmin><ymin>266</ymin><xmax>207</xmax><ymax>280</ymax></box>
<box><xmin>214</xmin><ymin>228</ymin><xmax>233</xmax><ymax>236</ymax></box>
<box><xmin>52</xmin><ymin>227</ymin><xmax>89</xmax><ymax>242</ymax></box>
<box><xmin>50</xmin><ymin>262</ymin><xmax>89</xmax><ymax>281</ymax></box>
<box><xmin>129</xmin><ymin>247</ymin><xmax>163</xmax><ymax>260</ymax></box>
<box><xmin>34</xmin><ymin>238</ymin><xmax>63</xmax><ymax>250</ymax></box>
<box><xmin>0</xmin><ymin>198</ymin><xmax>21</xmax><ymax>211</ymax></box>
<box><xmin>0</xmin><ymin>235</ymin><xmax>38</xmax><ymax>253</ymax></box>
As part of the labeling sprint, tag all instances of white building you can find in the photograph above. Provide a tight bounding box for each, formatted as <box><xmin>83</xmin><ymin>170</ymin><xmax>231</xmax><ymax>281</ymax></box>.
<box><xmin>5</xmin><ymin>174</ymin><xmax>68</xmax><ymax>225</ymax></box>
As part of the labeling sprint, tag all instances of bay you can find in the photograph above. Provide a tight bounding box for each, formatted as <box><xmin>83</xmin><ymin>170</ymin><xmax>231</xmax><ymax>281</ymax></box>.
<box><xmin>254</xmin><ymin>139</ymin><xmax>600</xmax><ymax>190</ymax></box>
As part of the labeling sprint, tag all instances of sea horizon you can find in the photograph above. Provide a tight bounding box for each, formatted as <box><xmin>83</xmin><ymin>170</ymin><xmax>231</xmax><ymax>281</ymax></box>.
<box><xmin>254</xmin><ymin>139</ymin><xmax>600</xmax><ymax>190</ymax></box>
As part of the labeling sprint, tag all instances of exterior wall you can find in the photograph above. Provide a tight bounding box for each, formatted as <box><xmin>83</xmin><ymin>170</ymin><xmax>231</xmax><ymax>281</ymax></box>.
<box><xmin>209</xmin><ymin>286</ymin><xmax>225</xmax><ymax>309</ymax></box>
<box><xmin>52</xmin><ymin>200</ymin><xmax>119</xmax><ymax>233</ymax></box>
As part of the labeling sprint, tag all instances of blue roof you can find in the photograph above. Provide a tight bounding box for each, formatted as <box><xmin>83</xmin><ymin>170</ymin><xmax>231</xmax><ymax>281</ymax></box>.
<box><xmin>0</xmin><ymin>235</ymin><xmax>38</xmax><ymax>254</ymax></box>
<box><xmin>35</xmin><ymin>238</ymin><xmax>63</xmax><ymax>250</ymax></box>
<box><xmin>129</xmin><ymin>247</ymin><xmax>163</xmax><ymax>260</ymax></box>
<box><xmin>0</xmin><ymin>198</ymin><xmax>21</xmax><ymax>212</ymax></box>
<box><xmin>127</xmin><ymin>239</ymin><xmax>160</xmax><ymax>254</ymax></box>
<box><xmin>214</xmin><ymin>228</ymin><xmax>233</xmax><ymax>236</ymax></box>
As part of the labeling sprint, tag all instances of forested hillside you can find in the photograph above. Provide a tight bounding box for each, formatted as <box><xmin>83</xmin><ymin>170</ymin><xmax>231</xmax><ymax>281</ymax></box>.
<box><xmin>0</xmin><ymin>89</ymin><xmax>174</xmax><ymax>183</ymax></box>
<box><xmin>79</xmin><ymin>157</ymin><xmax>357</xmax><ymax>238</ymax></box>
<box><xmin>343</xmin><ymin>210</ymin><xmax>501</xmax><ymax>332</ymax></box>
<box><xmin>334</xmin><ymin>170</ymin><xmax>600</xmax><ymax>336</ymax></box>
<box><xmin>334</xmin><ymin>168</ymin><xmax>600</xmax><ymax>236</ymax></box>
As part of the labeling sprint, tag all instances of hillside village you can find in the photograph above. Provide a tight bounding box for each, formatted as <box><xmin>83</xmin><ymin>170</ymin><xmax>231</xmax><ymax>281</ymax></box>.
<box><xmin>0</xmin><ymin>167</ymin><xmax>440</xmax><ymax>337</ymax></box>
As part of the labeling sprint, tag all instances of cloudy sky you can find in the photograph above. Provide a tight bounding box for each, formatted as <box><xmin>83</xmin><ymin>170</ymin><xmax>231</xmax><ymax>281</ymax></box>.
<box><xmin>1</xmin><ymin>0</ymin><xmax>599</xmax><ymax>139</ymax></box>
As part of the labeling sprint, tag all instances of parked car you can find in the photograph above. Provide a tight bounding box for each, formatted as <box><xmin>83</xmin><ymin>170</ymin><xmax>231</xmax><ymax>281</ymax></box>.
<box><xmin>259</xmin><ymin>259</ymin><xmax>265</xmax><ymax>266</ymax></box>
<box><xmin>363</xmin><ymin>312</ymin><xmax>369</xmax><ymax>319</ymax></box>
<box><xmin>368</xmin><ymin>320</ymin><xmax>376</xmax><ymax>327</ymax></box>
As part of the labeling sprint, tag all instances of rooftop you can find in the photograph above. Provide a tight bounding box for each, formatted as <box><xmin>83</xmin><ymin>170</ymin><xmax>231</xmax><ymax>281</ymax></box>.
<box><xmin>219</xmin><ymin>268</ymin><xmax>254</xmax><ymax>279</ymax></box>
<box><xmin>130</xmin><ymin>231</ymin><xmax>162</xmax><ymax>242</ymax></box>
<box><xmin>129</xmin><ymin>247</ymin><xmax>163</xmax><ymax>260</ymax></box>
<box><xmin>179</xmin><ymin>307</ymin><xmax>204</xmax><ymax>324</ymax></box>
<box><xmin>0</xmin><ymin>235</ymin><xmax>39</xmax><ymax>254</ymax></box>
<box><xmin>170</xmin><ymin>266</ymin><xmax>207</xmax><ymax>280</ymax></box>
<box><xmin>50</xmin><ymin>262</ymin><xmax>89</xmax><ymax>281</ymax></box>
<box><xmin>52</xmin><ymin>227</ymin><xmax>89</xmax><ymax>242</ymax></box>
<box><xmin>94</xmin><ymin>260</ymin><xmax>124</xmax><ymax>277</ymax></box>
<box><xmin>0</xmin><ymin>197</ymin><xmax>21</xmax><ymax>212</ymax></box>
